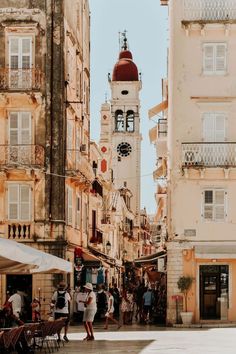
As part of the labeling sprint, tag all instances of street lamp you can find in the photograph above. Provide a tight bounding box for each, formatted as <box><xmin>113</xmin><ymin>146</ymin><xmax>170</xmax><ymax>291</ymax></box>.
<box><xmin>106</xmin><ymin>240</ymin><xmax>111</xmax><ymax>253</ymax></box>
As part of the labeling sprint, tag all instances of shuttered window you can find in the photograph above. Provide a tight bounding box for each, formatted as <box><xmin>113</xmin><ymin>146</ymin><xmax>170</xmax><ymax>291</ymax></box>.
<box><xmin>67</xmin><ymin>120</ymin><xmax>73</xmax><ymax>161</ymax></box>
<box><xmin>9</xmin><ymin>37</ymin><xmax>32</xmax><ymax>69</ymax></box>
<box><xmin>203</xmin><ymin>189</ymin><xmax>226</xmax><ymax>221</ymax></box>
<box><xmin>8</xmin><ymin>184</ymin><xmax>31</xmax><ymax>221</ymax></box>
<box><xmin>203</xmin><ymin>113</ymin><xmax>226</xmax><ymax>142</ymax></box>
<box><xmin>9</xmin><ymin>112</ymin><xmax>31</xmax><ymax>145</ymax></box>
<box><xmin>67</xmin><ymin>187</ymin><xmax>73</xmax><ymax>225</ymax></box>
<box><xmin>203</xmin><ymin>43</ymin><xmax>227</xmax><ymax>75</ymax></box>
<box><xmin>75</xmin><ymin>195</ymin><xmax>81</xmax><ymax>229</ymax></box>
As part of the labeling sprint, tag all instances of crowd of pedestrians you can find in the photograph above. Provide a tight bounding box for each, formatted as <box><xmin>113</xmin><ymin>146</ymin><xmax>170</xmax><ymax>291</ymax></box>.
<box><xmin>0</xmin><ymin>276</ymin><xmax>166</xmax><ymax>343</ymax></box>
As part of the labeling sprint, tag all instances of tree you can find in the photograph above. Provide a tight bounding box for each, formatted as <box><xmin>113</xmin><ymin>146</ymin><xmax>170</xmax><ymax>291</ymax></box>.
<box><xmin>177</xmin><ymin>275</ymin><xmax>193</xmax><ymax>312</ymax></box>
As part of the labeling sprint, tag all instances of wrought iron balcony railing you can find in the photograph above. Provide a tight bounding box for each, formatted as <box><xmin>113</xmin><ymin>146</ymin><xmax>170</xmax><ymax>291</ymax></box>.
<box><xmin>182</xmin><ymin>142</ymin><xmax>236</xmax><ymax>167</ymax></box>
<box><xmin>183</xmin><ymin>0</ymin><xmax>236</xmax><ymax>21</ymax></box>
<box><xmin>8</xmin><ymin>223</ymin><xmax>31</xmax><ymax>239</ymax></box>
<box><xmin>0</xmin><ymin>68</ymin><xmax>42</xmax><ymax>90</ymax></box>
<box><xmin>0</xmin><ymin>145</ymin><xmax>45</xmax><ymax>167</ymax></box>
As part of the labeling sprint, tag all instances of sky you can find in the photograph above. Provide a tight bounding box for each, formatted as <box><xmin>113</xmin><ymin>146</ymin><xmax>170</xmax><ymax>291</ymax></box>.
<box><xmin>89</xmin><ymin>0</ymin><xmax>168</xmax><ymax>214</ymax></box>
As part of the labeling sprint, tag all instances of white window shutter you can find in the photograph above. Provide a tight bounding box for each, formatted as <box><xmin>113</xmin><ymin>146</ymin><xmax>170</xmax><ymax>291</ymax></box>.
<box><xmin>203</xmin><ymin>113</ymin><xmax>214</xmax><ymax>142</ymax></box>
<box><xmin>67</xmin><ymin>121</ymin><xmax>73</xmax><ymax>160</ymax></box>
<box><xmin>9</xmin><ymin>37</ymin><xmax>19</xmax><ymax>69</ymax></box>
<box><xmin>20</xmin><ymin>112</ymin><xmax>31</xmax><ymax>144</ymax></box>
<box><xmin>67</xmin><ymin>188</ymin><xmax>73</xmax><ymax>225</ymax></box>
<box><xmin>8</xmin><ymin>184</ymin><xmax>19</xmax><ymax>220</ymax></box>
<box><xmin>203</xmin><ymin>44</ymin><xmax>214</xmax><ymax>73</ymax></box>
<box><xmin>215</xmin><ymin>113</ymin><xmax>226</xmax><ymax>142</ymax></box>
<box><xmin>215</xmin><ymin>44</ymin><xmax>226</xmax><ymax>73</ymax></box>
<box><xmin>20</xmin><ymin>185</ymin><xmax>31</xmax><ymax>220</ymax></box>
<box><xmin>9</xmin><ymin>113</ymin><xmax>19</xmax><ymax>145</ymax></box>
<box><xmin>214</xmin><ymin>190</ymin><xmax>225</xmax><ymax>221</ymax></box>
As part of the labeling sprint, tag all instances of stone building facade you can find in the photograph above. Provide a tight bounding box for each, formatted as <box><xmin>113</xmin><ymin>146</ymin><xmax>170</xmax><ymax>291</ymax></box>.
<box><xmin>0</xmin><ymin>0</ymin><xmax>91</xmax><ymax>319</ymax></box>
<box><xmin>161</xmin><ymin>0</ymin><xmax>236</xmax><ymax>324</ymax></box>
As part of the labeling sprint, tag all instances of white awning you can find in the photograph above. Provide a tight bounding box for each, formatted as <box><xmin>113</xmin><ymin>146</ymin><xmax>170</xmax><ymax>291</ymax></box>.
<box><xmin>0</xmin><ymin>238</ymin><xmax>72</xmax><ymax>274</ymax></box>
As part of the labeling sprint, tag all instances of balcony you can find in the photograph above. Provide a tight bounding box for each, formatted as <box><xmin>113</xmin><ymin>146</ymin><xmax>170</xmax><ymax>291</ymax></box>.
<box><xmin>158</xmin><ymin>119</ymin><xmax>167</xmax><ymax>138</ymax></box>
<box><xmin>182</xmin><ymin>142</ymin><xmax>236</xmax><ymax>167</ymax></box>
<box><xmin>90</xmin><ymin>229</ymin><xmax>103</xmax><ymax>244</ymax></box>
<box><xmin>183</xmin><ymin>0</ymin><xmax>236</xmax><ymax>22</ymax></box>
<box><xmin>0</xmin><ymin>68</ymin><xmax>42</xmax><ymax>91</ymax></box>
<box><xmin>66</xmin><ymin>152</ymin><xmax>95</xmax><ymax>182</ymax></box>
<box><xmin>0</xmin><ymin>145</ymin><xmax>44</xmax><ymax>167</ymax></box>
<box><xmin>8</xmin><ymin>223</ymin><xmax>31</xmax><ymax>240</ymax></box>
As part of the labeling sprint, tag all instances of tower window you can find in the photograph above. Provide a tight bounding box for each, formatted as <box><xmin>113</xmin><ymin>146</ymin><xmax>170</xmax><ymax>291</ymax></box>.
<box><xmin>126</xmin><ymin>110</ymin><xmax>134</xmax><ymax>132</ymax></box>
<box><xmin>115</xmin><ymin>110</ymin><xmax>125</xmax><ymax>131</ymax></box>
<box><xmin>121</xmin><ymin>90</ymin><xmax>129</xmax><ymax>95</ymax></box>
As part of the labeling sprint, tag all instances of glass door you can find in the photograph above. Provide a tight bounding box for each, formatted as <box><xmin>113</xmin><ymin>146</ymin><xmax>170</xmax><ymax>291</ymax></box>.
<box><xmin>200</xmin><ymin>265</ymin><xmax>228</xmax><ymax>320</ymax></box>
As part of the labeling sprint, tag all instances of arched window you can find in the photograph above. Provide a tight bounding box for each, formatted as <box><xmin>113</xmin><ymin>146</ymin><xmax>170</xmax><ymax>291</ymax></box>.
<box><xmin>126</xmin><ymin>110</ymin><xmax>134</xmax><ymax>132</ymax></box>
<box><xmin>115</xmin><ymin>110</ymin><xmax>125</xmax><ymax>131</ymax></box>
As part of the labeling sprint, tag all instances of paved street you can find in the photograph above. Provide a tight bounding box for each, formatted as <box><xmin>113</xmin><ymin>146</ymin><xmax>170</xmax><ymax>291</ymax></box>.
<box><xmin>55</xmin><ymin>323</ymin><xmax>236</xmax><ymax>354</ymax></box>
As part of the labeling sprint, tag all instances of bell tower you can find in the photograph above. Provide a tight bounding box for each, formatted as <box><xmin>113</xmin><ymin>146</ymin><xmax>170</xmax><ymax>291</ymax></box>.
<box><xmin>109</xmin><ymin>32</ymin><xmax>142</xmax><ymax>226</ymax></box>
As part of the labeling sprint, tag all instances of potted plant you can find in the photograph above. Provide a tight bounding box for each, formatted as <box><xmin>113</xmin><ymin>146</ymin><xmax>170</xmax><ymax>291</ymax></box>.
<box><xmin>177</xmin><ymin>275</ymin><xmax>194</xmax><ymax>324</ymax></box>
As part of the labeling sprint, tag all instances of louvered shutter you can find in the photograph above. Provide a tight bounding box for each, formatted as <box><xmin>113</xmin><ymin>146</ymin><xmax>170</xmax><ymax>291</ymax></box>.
<box><xmin>203</xmin><ymin>113</ymin><xmax>214</xmax><ymax>142</ymax></box>
<box><xmin>8</xmin><ymin>184</ymin><xmax>19</xmax><ymax>220</ymax></box>
<box><xmin>204</xmin><ymin>190</ymin><xmax>213</xmax><ymax>220</ymax></box>
<box><xmin>20</xmin><ymin>185</ymin><xmax>31</xmax><ymax>220</ymax></box>
<box><xmin>214</xmin><ymin>190</ymin><xmax>225</xmax><ymax>221</ymax></box>
<box><xmin>20</xmin><ymin>112</ymin><xmax>31</xmax><ymax>144</ymax></box>
<box><xmin>76</xmin><ymin>196</ymin><xmax>81</xmax><ymax>228</ymax></box>
<box><xmin>21</xmin><ymin>38</ymin><xmax>31</xmax><ymax>69</ymax></box>
<box><xmin>215</xmin><ymin>114</ymin><xmax>226</xmax><ymax>142</ymax></box>
<box><xmin>215</xmin><ymin>44</ymin><xmax>226</xmax><ymax>74</ymax></box>
<box><xmin>9</xmin><ymin>113</ymin><xmax>19</xmax><ymax>144</ymax></box>
<box><xmin>9</xmin><ymin>37</ymin><xmax>19</xmax><ymax>69</ymax></box>
<box><xmin>203</xmin><ymin>44</ymin><xmax>214</xmax><ymax>73</ymax></box>
<box><xmin>67</xmin><ymin>121</ymin><xmax>73</xmax><ymax>160</ymax></box>
<box><xmin>67</xmin><ymin>188</ymin><xmax>73</xmax><ymax>225</ymax></box>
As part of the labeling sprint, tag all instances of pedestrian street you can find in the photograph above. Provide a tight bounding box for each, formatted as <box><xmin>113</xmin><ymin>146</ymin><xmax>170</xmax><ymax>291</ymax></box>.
<box><xmin>56</xmin><ymin>324</ymin><xmax>236</xmax><ymax>354</ymax></box>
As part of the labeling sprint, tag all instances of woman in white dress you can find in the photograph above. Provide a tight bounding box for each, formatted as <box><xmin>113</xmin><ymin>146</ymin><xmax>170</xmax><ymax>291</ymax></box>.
<box><xmin>82</xmin><ymin>283</ymin><xmax>97</xmax><ymax>340</ymax></box>
<box><xmin>104</xmin><ymin>288</ymin><xmax>121</xmax><ymax>330</ymax></box>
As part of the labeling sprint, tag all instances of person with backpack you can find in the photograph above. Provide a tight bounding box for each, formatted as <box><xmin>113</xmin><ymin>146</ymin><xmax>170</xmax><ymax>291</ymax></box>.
<box><xmin>51</xmin><ymin>281</ymin><xmax>71</xmax><ymax>342</ymax></box>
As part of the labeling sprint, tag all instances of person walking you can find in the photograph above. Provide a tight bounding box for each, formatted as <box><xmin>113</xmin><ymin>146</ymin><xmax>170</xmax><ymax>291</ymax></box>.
<box><xmin>51</xmin><ymin>281</ymin><xmax>71</xmax><ymax>342</ymax></box>
<box><xmin>142</xmin><ymin>287</ymin><xmax>154</xmax><ymax>324</ymax></box>
<box><xmin>104</xmin><ymin>288</ymin><xmax>121</xmax><ymax>330</ymax></box>
<box><xmin>7</xmin><ymin>289</ymin><xmax>22</xmax><ymax>319</ymax></box>
<box><xmin>82</xmin><ymin>283</ymin><xmax>97</xmax><ymax>341</ymax></box>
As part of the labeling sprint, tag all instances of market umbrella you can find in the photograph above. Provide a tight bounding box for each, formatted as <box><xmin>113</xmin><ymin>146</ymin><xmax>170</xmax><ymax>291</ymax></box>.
<box><xmin>0</xmin><ymin>237</ymin><xmax>72</xmax><ymax>274</ymax></box>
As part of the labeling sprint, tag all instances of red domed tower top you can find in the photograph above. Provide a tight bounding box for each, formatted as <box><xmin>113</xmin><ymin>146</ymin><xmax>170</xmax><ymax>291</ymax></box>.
<box><xmin>112</xmin><ymin>33</ymin><xmax>139</xmax><ymax>82</ymax></box>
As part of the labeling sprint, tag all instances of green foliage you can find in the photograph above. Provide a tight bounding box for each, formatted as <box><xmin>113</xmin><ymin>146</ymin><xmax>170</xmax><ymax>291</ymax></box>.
<box><xmin>177</xmin><ymin>276</ymin><xmax>193</xmax><ymax>293</ymax></box>
<box><xmin>177</xmin><ymin>275</ymin><xmax>194</xmax><ymax>312</ymax></box>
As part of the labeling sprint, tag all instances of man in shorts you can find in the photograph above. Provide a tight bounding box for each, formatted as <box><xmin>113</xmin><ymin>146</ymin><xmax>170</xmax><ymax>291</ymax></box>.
<box><xmin>51</xmin><ymin>281</ymin><xmax>71</xmax><ymax>342</ymax></box>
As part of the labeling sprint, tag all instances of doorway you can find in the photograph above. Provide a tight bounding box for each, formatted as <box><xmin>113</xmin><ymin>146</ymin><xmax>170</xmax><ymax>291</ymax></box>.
<box><xmin>200</xmin><ymin>265</ymin><xmax>228</xmax><ymax>320</ymax></box>
<box><xmin>7</xmin><ymin>274</ymin><xmax>32</xmax><ymax>322</ymax></box>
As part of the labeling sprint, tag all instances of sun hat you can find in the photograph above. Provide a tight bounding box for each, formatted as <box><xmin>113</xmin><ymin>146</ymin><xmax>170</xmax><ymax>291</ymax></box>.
<box><xmin>84</xmin><ymin>282</ymin><xmax>93</xmax><ymax>291</ymax></box>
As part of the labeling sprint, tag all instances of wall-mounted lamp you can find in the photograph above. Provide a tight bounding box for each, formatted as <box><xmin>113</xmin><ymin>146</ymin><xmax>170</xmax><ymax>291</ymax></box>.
<box><xmin>106</xmin><ymin>241</ymin><xmax>111</xmax><ymax>252</ymax></box>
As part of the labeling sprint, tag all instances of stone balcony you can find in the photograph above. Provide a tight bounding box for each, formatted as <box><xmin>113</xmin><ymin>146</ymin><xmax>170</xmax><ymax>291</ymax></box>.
<box><xmin>182</xmin><ymin>142</ymin><xmax>236</xmax><ymax>167</ymax></box>
<box><xmin>8</xmin><ymin>223</ymin><xmax>31</xmax><ymax>240</ymax></box>
<box><xmin>0</xmin><ymin>144</ymin><xmax>45</xmax><ymax>167</ymax></box>
<box><xmin>183</xmin><ymin>0</ymin><xmax>236</xmax><ymax>23</ymax></box>
<box><xmin>0</xmin><ymin>68</ymin><xmax>43</xmax><ymax>91</ymax></box>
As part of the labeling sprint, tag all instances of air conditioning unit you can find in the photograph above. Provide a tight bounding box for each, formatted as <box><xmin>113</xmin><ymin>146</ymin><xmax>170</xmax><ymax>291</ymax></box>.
<box><xmin>80</xmin><ymin>144</ymin><xmax>87</xmax><ymax>153</ymax></box>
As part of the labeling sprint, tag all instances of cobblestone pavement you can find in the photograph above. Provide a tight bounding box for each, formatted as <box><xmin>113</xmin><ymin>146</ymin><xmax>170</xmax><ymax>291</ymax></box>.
<box><xmin>53</xmin><ymin>322</ymin><xmax>236</xmax><ymax>354</ymax></box>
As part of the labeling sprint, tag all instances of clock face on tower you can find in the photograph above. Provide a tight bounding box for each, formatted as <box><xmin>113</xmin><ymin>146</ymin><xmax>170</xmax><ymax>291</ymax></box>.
<box><xmin>117</xmin><ymin>142</ymin><xmax>132</xmax><ymax>157</ymax></box>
